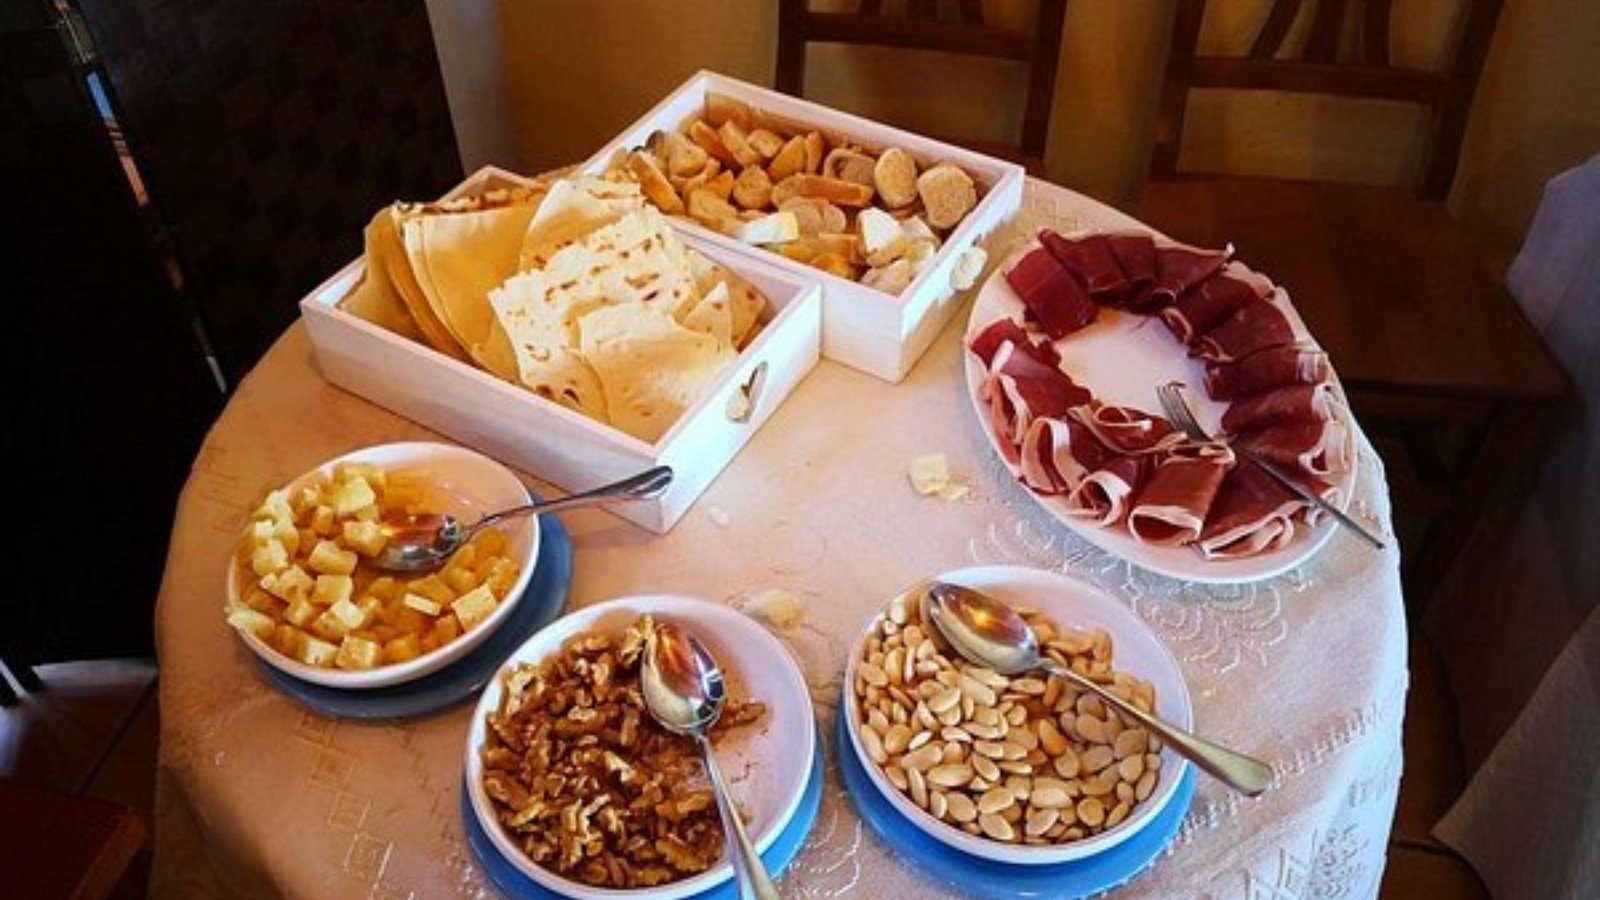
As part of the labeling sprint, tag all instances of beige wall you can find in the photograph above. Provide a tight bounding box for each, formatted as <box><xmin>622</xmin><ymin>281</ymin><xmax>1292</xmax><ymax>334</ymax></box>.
<box><xmin>428</xmin><ymin>0</ymin><xmax>1598</xmax><ymax>249</ymax></box>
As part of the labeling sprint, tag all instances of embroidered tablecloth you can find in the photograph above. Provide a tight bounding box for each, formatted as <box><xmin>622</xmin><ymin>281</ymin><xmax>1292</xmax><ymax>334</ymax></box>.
<box><xmin>152</xmin><ymin>178</ymin><xmax>1407</xmax><ymax>899</ymax></box>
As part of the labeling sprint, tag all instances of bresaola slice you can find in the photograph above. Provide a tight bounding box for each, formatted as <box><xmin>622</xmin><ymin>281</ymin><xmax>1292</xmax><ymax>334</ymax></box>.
<box><xmin>1204</xmin><ymin>346</ymin><xmax>1330</xmax><ymax>400</ymax></box>
<box><xmin>1126</xmin><ymin>444</ymin><xmax>1235</xmax><ymax>546</ymax></box>
<box><xmin>1160</xmin><ymin>263</ymin><xmax>1273</xmax><ymax>344</ymax></box>
<box><xmin>1192</xmin><ymin>294</ymin><xmax>1297</xmax><ymax>363</ymax></box>
<box><xmin>1236</xmin><ymin>419</ymin><xmax>1351</xmax><ymax>478</ymax></box>
<box><xmin>1195</xmin><ymin>460</ymin><xmax>1306</xmax><ymax>559</ymax></box>
<box><xmin>1106</xmin><ymin>233</ymin><xmax>1156</xmax><ymax>295</ymax></box>
<box><xmin>1018</xmin><ymin>417</ymin><xmax>1107</xmax><ymax>495</ymax></box>
<box><xmin>1142</xmin><ymin>242</ymin><xmax>1230</xmax><ymax>311</ymax></box>
<box><xmin>1069</xmin><ymin>403</ymin><xmax>1185</xmax><ymax>455</ymax></box>
<box><xmin>1004</xmin><ymin>248</ymin><xmax>1098</xmax><ymax>339</ymax></box>
<box><xmin>1064</xmin><ymin>454</ymin><xmax>1151</xmax><ymax>526</ymax></box>
<box><xmin>1221</xmin><ymin>382</ymin><xmax>1336</xmax><ymax>434</ymax></box>
<box><xmin>969</xmin><ymin>318</ymin><xmax>1058</xmax><ymax>369</ymax></box>
<box><xmin>1039</xmin><ymin>231</ymin><xmax>1129</xmax><ymax>298</ymax></box>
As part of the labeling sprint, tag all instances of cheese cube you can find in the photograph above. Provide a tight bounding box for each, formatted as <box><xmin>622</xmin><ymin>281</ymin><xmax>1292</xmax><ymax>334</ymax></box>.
<box><xmin>328</xmin><ymin>597</ymin><xmax>371</xmax><ymax>631</ymax></box>
<box><xmin>253</xmin><ymin>489</ymin><xmax>294</xmax><ymax>525</ymax></box>
<box><xmin>402</xmin><ymin>593</ymin><xmax>442</xmax><ymax>617</ymax></box>
<box><xmin>408</xmin><ymin>575</ymin><xmax>454</xmax><ymax>605</ymax></box>
<box><xmin>311</xmin><ymin>610</ymin><xmax>347</xmax><ymax>641</ymax></box>
<box><xmin>291</xmin><ymin>483</ymin><xmax>323</xmax><ymax>515</ymax></box>
<box><xmin>312</xmin><ymin>574</ymin><xmax>353</xmax><ymax>607</ymax></box>
<box><xmin>310</xmin><ymin>505</ymin><xmax>338</xmax><ymax>537</ymax></box>
<box><xmin>250</xmin><ymin>539</ymin><xmax>290</xmax><ymax>577</ymax></box>
<box><xmin>354</xmin><ymin>504</ymin><xmax>381</xmax><ymax>523</ymax></box>
<box><xmin>241</xmin><ymin>587</ymin><xmax>283</xmax><ymax>615</ymax></box>
<box><xmin>394</xmin><ymin>607</ymin><xmax>429</xmax><ymax>634</ymax></box>
<box><xmin>481</xmin><ymin>558</ymin><xmax>519</xmax><ymax>597</ymax></box>
<box><xmin>433</xmin><ymin>614</ymin><xmax>461</xmax><ymax>645</ymax></box>
<box><xmin>383</xmin><ymin>483</ymin><xmax>426</xmax><ymax>515</ymax></box>
<box><xmin>260</xmin><ymin>565</ymin><xmax>314</xmax><ymax>604</ymax></box>
<box><xmin>335</xmin><ymin>635</ymin><xmax>383</xmax><ymax>670</ymax></box>
<box><xmin>330</xmin><ymin>475</ymin><xmax>377</xmax><ymax>517</ymax></box>
<box><xmin>226</xmin><ymin>607</ymin><xmax>276</xmax><ymax>640</ymax></box>
<box><xmin>384</xmin><ymin>634</ymin><xmax>422</xmax><ymax>664</ymax></box>
<box><xmin>298</xmin><ymin>636</ymin><xmax>340</xmax><ymax>668</ymax></box>
<box><xmin>451</xmin><ymin>584</ymin><xmax>498</xmax><ymax>632</ymax></box>
<box><xmin>333</xmin><ymin>462</ymin><xmax>386</xmax><ymax>490</ymax></box>
<box><xmin>341</xmin><ymin>520</ymin><xmax>387</xmax><ymax>557</ymax></box>
<box><xmin>272</xmin><ymin>517</ymin><xmax>300</xmax><ymax>556</ymax></box>
<box><xmin>443</xmin><ymin>566</ymin><xmax>479</xmax><ymax>595</ymax></box>
<box><xmin>273</xmin><ymin>624</ymin><xmax>306</xmax><ymax>657</ymax></box>
<box><xmin>367</xmin><ymin>577</ymin><xmax>402</xmax><ymax>602</ymax></box>
<box><xmin>307</xmin><ymin>540</ymin><xmax>357</xmax><ymax>576</ymax></box>
<box><xmin>247</xmin><ymin>518</ymin><xmax>276</xmax><ymax>545</ymax></box>
<box><xmin>284</xmin><ymin>596</ymin><xmax>319</xmax><ymax>628</ymax></box>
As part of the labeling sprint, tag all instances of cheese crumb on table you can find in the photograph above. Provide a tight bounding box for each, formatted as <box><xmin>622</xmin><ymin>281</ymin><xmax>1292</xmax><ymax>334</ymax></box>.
<box><xmin>908</xmin><ymin>453</ymin><xmax>970</xmax><ymax>501</ymax></box>
<box><xmin>738</xmin><ymin>588</ymin><xmax>806</xmax><ymax>630</ymax></box>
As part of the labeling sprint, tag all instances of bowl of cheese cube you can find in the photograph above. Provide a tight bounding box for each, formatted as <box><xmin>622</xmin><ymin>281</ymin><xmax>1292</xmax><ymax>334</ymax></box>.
<box><xmin>224</xmin><ymin>442</ymin><xmax>539</xmax><ymax>689</ymax></box>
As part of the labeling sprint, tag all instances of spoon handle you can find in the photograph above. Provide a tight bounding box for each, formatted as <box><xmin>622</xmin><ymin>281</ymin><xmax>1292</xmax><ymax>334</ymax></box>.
<box><xmin>1041</xmin><ymin>660</ymin><xmax>1275</xmax><ymax>796</ymax></box>
<box><xmin>697</xmin><ymin>735</ymin><xmax>781</xmax><ymax>900</ymax></box>
<box><xmin>469</xmin><ymin>466</ymin><xmax>673</xmax><ymax>532</ymax></box>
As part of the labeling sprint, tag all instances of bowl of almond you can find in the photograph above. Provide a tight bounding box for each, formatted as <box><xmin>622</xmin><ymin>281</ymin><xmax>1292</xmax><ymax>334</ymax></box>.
<box><xmin>843</xmin><ymin>566</ymin><xmax>1193</xmax><ymax>864</ymax></box>
<box><xmin>223</xmin><ymin>442</ymin><xmax>538</xmax><ymax>689</ymax></box>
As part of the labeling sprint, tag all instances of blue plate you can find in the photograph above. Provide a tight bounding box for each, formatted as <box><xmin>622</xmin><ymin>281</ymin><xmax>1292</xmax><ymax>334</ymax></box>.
<box><xmin>463</xmin><ymin>725</ymin><xmax>825</xmax><ymax>899</ymax></box>
<box><xmin>257</xmin><ymin>512</ymin><xmax>573</xmax><ymax>720</ymax></box>
<box><xmin>836</xmin><ymin>704</ymin><xmax>1194</xmax><ymax>899</ymax></box>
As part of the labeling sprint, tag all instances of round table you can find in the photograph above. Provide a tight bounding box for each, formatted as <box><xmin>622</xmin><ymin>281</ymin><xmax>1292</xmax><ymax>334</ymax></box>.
<box><xmin>152</xmin><ymin>177</ymin><xmax>1408</xmax><ymax>899</ymax></box>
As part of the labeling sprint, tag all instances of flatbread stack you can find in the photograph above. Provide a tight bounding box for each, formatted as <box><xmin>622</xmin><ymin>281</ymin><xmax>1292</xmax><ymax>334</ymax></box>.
<box><xmin>344</xmin><ymin>176</ymin><xmax>766</xmax><ymax>444</ymax></box>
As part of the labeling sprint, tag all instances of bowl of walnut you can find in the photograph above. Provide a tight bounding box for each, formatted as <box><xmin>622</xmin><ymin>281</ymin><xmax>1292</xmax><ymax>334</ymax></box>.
<box><xmin>466</xmin><ymin>596</ymin><xmax>815</xmax><ymax>898</ymax></box>
<box><xmin>224</xmin><ymin>442</ymin><xmax>538</xmax><ymax>689</ymax></box>
<box><xmin>843</xmin><ymin>565</ymin><xmax>1193</xmax><ymax>865</ymax></box>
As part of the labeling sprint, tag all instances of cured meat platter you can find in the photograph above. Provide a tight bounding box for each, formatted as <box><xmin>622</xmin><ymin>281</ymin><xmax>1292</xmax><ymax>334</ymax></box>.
<box><xmin>963</xmin><ymin>231</ymin><xmax>1358</xmax><ymax>584</ymax></box>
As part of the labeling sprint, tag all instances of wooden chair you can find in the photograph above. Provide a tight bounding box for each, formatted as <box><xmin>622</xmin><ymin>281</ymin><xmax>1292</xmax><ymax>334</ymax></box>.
<box><xmin>1136</xmin><ymin>0</ymin><xmax>1569</xmax><ymax>611</ymax></box>
<box><xmin>775</xmin><ymin>0</ymin><xmax>1068</xmax><ymax>173</ymax></box>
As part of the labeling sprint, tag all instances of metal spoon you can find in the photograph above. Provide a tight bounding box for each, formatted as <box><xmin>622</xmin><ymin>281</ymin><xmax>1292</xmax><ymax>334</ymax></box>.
<box><xmin>641</xmin><ymin>622</ymin><xmax>779</xmax><ymax>900</ymax></box>
<box><xmin>372</xmin><ymin>466</ymin><xmax>672</xmax><ymax>572</ymax></box>
<box><xmin>921</xmin><ymin>581</ymin><xmax>1275</xmax><ymax>796</ymax></box>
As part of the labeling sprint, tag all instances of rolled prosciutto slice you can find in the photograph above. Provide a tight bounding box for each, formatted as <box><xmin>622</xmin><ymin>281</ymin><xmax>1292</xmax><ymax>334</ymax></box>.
<box><xmin>1038</xmin><ymin>230</ymin><xmax>1129</xmax><ymax>299</ymax></box>
<box><xmin>1221</xmin><ymin>382</ymin><xmax>1337</xmax><ymax>434</ymax></box>
<box><xmin>1069</xmin><ymin>403</ymin><xmax>1186</xmax><ymax>455</ymax></box>
<box><xmin>1236</xmin><ymin>419</ymin><xmax>1351</xmax><ymax>479</ymax></box>
<box><xmin>1019</xmin><ymin>417</ymin><xmax>1107</xmax><ymax>495</ymax></box>
<box><xmin>1140</xmin><ymin>242</ymin><xmax>1231</xmax><ymax>312</ymax></box>
<box><xmin>1005</xmin><ymin>248</ymin><xmax>1098</xmax><ymax>339</ymax></box>
<box><xmin>985</xmin><ymin>339</ymin><xmax>1094</xmax><ymax>448</ymax></box>
<box><xmin>969</xmin><ymin>318</ymin><xmax>1057</xmax><ymax>369</ymax></box>
<box><xmin>1195</xmin><ymin>460</ymin><xmax>1305</xmax><ymax>559</ymax></box>
<box><xmin>1192</xmin><ymin>294</ymin><xmax>1297</xmax><ymax>363</ymax></box>
<box><xmin>1160</xmin><ymin>263</ymin><xmax>1274</xmax><ymax>344</ymax></box>
<box><xmin>1064</xmin><ymin>454</ymin><xmax>1151</xmax><ymax>526</ymax></box>
<box><xmin>1126</xmin><ymin>444</ymin><xmax>1236</xmax><ymax>546</ymax></box>
<box><xmin>1204</xmin><ymin>345</ymin><xmax>1330</xmax><ymax>400</ymax></box>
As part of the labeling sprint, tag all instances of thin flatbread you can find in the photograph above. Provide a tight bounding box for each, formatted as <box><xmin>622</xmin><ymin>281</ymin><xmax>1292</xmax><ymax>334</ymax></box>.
<box><xmin>519</xmin><ymin>177</ymin><xmax>645</xmax><ymax>270</ymax></box>
<box><xmin>489</xmin><ymin>271</ymin><xmax>609</xmax><ymax>419</ymax></box>
<box><xmin>369</xmin><ymin>204</ymin><xmax>469</xmax><ymax>360</ymax></box>
<box><xmin>681</xmin><ymin>281</ymin><xmax>733</xmax><ymax>347</ymax></box>
<box><xmin>578</xmin><ymin>304</ymin><xmax>736</xmax><ymax>444</ymax></box>
<box><xmin>341</xmin><ymin>239</ymin><xmax>422</xmax><ymax>342</ymax></box>
<box><xmin>404</xmin><ymin>202</ymin><xmax>539</xmax><ymax>354</ymax></box>
<box><xmin>688</xmin><ymin>249</ymin><xmax>765</xmax><ymax>348</ymax></box>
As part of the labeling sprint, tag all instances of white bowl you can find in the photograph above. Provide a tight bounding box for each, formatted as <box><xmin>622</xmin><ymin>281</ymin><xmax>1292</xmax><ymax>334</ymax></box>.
<box><xmin>465</xmin><ymin>595</ymin><xmax>816</xmax><ymax>900</ymax></box>
<box><xmin>226</xmin><ymin>441</ymin><xmax>539</xmax><ymax>689</ymax></box>
<box><xmin>843</xmin><ymin>565</ymin><xmax>1193</xmax><ymax>865</ymax></box>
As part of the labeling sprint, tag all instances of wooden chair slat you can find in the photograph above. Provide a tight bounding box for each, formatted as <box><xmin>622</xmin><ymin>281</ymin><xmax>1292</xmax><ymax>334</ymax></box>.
<box><xmin>802</xmin><ymin>13</ymin><xmax>1034</xmax><ymax>59</ymax></box>
<box><xmin>1190</xmin><ymin>58</ymin><xmax>1438</xmax><ymax>102</ymax></box>
<box><xmin>1362</xmin><ymin>0</ymin><xmax>1392</xmax><ymax>65</ymax></box>
<box><xmin>1251</xmin><ymin>0</ymin><xmax>1306</xmax><ymax>60</ymax></box>
<box><xmin>1304</xmin><ymin>0</ymin><xmax>1350</xmax><ymax>63</ymax></box>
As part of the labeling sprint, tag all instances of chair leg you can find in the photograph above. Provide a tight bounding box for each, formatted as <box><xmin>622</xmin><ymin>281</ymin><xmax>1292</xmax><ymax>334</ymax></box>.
<box><xmin>12</xmin><ymin>663</ymin><xmax>42</xmax><ymax>692</ymax></box>
<box><xmin>0</xmin><ymin>669</ymin><xmax>17</xmax><ymax>707</ymax></box>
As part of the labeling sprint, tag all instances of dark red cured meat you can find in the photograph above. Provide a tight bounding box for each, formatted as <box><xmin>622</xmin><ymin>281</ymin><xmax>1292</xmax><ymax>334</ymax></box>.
<box><xmin>1019</xmin><ymin>417</ymin><xmax>1107</xmax><ymax>495</ymax></box>
<box><xmin>1064</xmin><ymin>454</ymin><xmax>1152</xmax><ymax>526</ymax></box>
<box><xmin>1038</xmin><ymin>230</ymin><xmax>1129</xmax><ymax>299</ymax></box>
<box><xmin>1106</xmin><ymin>234</ymin><xmax>1156</xmax><ymax>293</ymax></box>
<box><xmin>1196</xmin><ymin>459</ymin><xmax>1303</xmax><ymax>558</ymax></box>
<box><xmin>1126</xmin><ymin>445</ymin><xmax>1235</xmax><ymax>546</ymax></box>
<box><xmin>969</xmin><ymin>318</ymin><xmax>1059</xmax><ymax>369</ymax></box>
<box><xmin>1192</xmin><ymin>297</ymin><xmax>1297</xmax><ymax>363</ymax></box>
<box><xmin>1236</xmin><ymin>420</ymin><xmax>1349</xmax><ymax>478</ymax></box>
<box><xmin>1135</xmin><ymin>243</ymin><xmax>1230</xmax><ymax>313</ymax></box>
<box><xmin>1204</xmin><ymin>346</ymin><xmax>1330</xmax><ymax>400</ymax></box>
<box><xmin>1069</xmin><ymin>403</ymin><xmax>1184</xmax><ymax>455</ymax></box>
<box><xmin>1221</xmin><ymin>383</ymin><xmax>1333</xmax><ymax>434</ymax></box>
<box><xmin>1004</xmin><ymin>248</ymin><xmax>1098</xmax><ymax>339</ymax></box>
<box><xmin>993</xmin><ymin>340</ymin><xmax>1093</xmax><ymax>426</ymax></box>
<box><xmin>1160</xmin><ymin>265</ymin><xmax>1272</xmax><ymax>344</ymax></box>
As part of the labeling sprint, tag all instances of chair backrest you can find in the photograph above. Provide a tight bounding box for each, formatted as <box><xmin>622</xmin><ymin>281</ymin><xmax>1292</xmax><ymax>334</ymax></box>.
<box><xmin>1151</xmin><ymin>0</ymin><xmax>1504</xmax><ymax>199</ymax></box>
<box><xmin>776</xmin><ymin>0</ymin><xmax>1068</xmax><ymax>162</ymax></box>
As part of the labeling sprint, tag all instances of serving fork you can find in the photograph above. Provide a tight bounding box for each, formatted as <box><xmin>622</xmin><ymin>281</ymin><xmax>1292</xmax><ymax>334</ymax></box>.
<box><xmin>1155</xmin><ymin>382</ymin><xmax>1385</xmax><ymax>550</ymax></box>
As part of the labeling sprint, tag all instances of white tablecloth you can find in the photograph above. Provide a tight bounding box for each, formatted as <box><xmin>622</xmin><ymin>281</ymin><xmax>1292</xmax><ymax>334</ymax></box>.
<box><xmin>152</xmin><ymin>179</ymin><xmax>1408</xmax><ymax>899</ymax></box>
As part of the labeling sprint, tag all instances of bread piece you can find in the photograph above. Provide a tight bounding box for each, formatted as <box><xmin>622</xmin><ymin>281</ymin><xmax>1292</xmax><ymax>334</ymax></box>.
<box><xmin>773</xmin><ymin>233</ymin><xmax>863</xmax><ymax>265</ymax></box>
<box><xmin>718</xmin><ymin>120</ymin><xmax>765</xmax><ymax>168</ymax></box>
<box><xmin>733</xmin><ymin>211</ymin><xmax>799</xmax><ymax>245</ymax></box>
<box><xmin>803</xmin><ymin>131</ymin><xmax>826</xmax><ymax>174</ymax></box>
<box><xmin>769</xmin><ymin>136</ymin><xmax>807</xmax><ymax>181</ymax></box>
<box><xmin>747</xmin><ymin>128</ymin><xmax>785</xmax><ymax>160</ymax></box>
<box><xmin>779</xmin><ymin>197</ymin><xmax>847</xmax><ymax>236</ymax></box>
<box><xmin>771</xmin><ymin>174</ymin><xmax>875</xmax><ymax>208</ymax></box>
<box><xmin>824</xmin><ymin>148</ymin><xmax>878</xmax><ymax>187</ymax></box>
<box><xmin>687</xmin><ymin>189</ymin><xmax>740</xmax><ymax>231</ymax></box>
<box><xmin>627</xmin><ymin>151</ymin><xmax>684</xmax><ymax>214</ymax></box>
<box><xmin>862</xmin><ymin>258</ymin><xmax>916</xmax><ymax>295</ymax></box>
<box><xmin>916</xmin><ymin>164</ymin><xmax>977</xmax><ymax>229</ymax></box>
<box><xmin>858</xmin><ymin>207</ymin><xmax>908</xmax><ymax>266</ymax></box>
<box><xmin>874</xmin><ymin>148</ymin><xmax>920</xmax><ymax>208</ymax></box>
<box><xmin>663</xmin><ymin>132</ymin><xmax>710</xmax><ymax>177</ymax></box>
<box><xmin>705</xmin><ymin>92</ymin><xmax>755</xmax><ymax>129</ymax></box>
<box><xmin>810</xmin><ymin>251</ymin><xmax>859</xmax><ymax>281</ymax></box>
<box><xmin>732</xmin><ymin>166</ymin><xmax>773</xmax><ymax>209</ymax></box>
<box><xmin>705</xmin><ymin>170</ymin><xmax>735</xmax><ymax>202</ymax></box>
<box><xmin>689</xmin><ymin>119</ymin><xmax>738</xmax><ymax>166</ymax></box>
